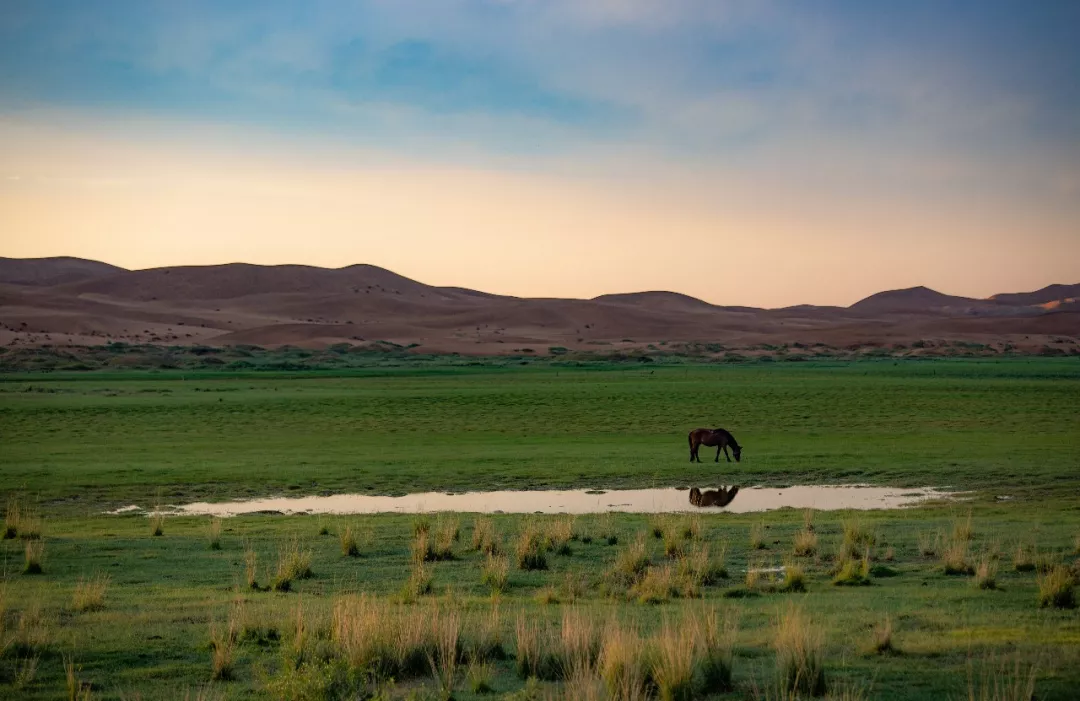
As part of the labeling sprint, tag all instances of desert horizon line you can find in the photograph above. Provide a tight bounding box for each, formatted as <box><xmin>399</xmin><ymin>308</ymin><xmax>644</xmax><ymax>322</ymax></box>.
<box><xmin>2</xmin><ymin>253</ymin><xmax>1076</xmax><ymax>311</ymax></box>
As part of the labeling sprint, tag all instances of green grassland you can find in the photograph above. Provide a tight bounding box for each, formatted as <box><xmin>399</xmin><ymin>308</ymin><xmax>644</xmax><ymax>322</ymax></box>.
<box><xmin>0</xmin><ymin>358</ymin><xmax>1079</xmax><ymax>699</ymax></box>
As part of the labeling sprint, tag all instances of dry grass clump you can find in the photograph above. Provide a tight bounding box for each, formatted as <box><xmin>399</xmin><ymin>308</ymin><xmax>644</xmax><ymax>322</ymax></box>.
<box><xmin>1036</xmin><ymin>565</ymin><xmax>1075</xmax><ymax>609</ymax></box>
<box><xmin>209</xmin><ymin>612</ymin><xmax>238</xmax><ymax>681</ymax></box>
<box><xmin>651</xmin><ymin>620</ymin><xmax>697</xmax><ymax>701</ymax></box>
<box><xmin>64</xmin><ymin>654</ymin><xmax>94</xmax><ymax>700</ymax></box>
<box><xmin>792</xmin><ymin>528</ymin><xmax>818</xmax><ymax>557</ymax></box>
<box><xmin>599</xmin><ymin>620</ymin><xmax>649</xmax><ymax>701</ymax></box>
<box><xmin>953</xmin><ymin>510</ymin><xmax>974</xmax><ymax>542</ymax></box>
<box><xmin>918</xmin><ymin>530</ymin><xmax>942</xmax><ymax>559</ymax></box>
<box><xmin>536</xmin><ymin>585</ymin><xmax>560</xmax><ymax>606</ymax></box>
<box><xmin>472</xmin><ymin>515</ymin><xmax>500</xmax><ymax>554</ymax></box>
<box><xmin>870</xmin><ymin>615</ymin><xmax>894</xmax><ymax>655</ymax></box>
<box><xmin>23</xmin><ymin>538</ymin><xmax>45</xmax><ymax>575</ymax></box>
<box><xmin>546</xmin><ymin>515</ymin><xmax>577</xmax><ymax>555</ymax></box>
<box><xmin>596</xmin><ymin>513</ymin><xmax>618</xmax><ymax>546</ymax></box>
<box><xmin>481</xmin><ymin>552</ymin><xmax>510</xmax><ymax>594</ymax></box>
<box><xmin>884</xmin><ymin>546</ymin><xmax>895</xmax><ymax>561</ymax></box>
<box><xmin>833</xmin><ymin>549</ymin><xmax>871</xmax><ymax>586</ymax></box>
<box><xmin>774</xmin><ymin>604</ymin><xmax>826</xmax><ymax>697</ymax></box>
<box><xmin>467</xmin><ymin>660</ymin><xmax>495</xmax><ymax>694</ymax></box>
<box><xmin>1013</xmin><ymin>544</ymin><xmax>1035</xmax><ymax>573</ymax></box>
<box><xmin>413</xmin><ymin>514</ymin><xmax>431</xmax><ymax>537</ymax></box>
<box><xmin>273</xmin><ymin>537</ymin><xmax>313</xmax><ymax>592</ymax></box>
<box><xmin>427</xmin><ymin>606</ymin><xmax>461</xmax><ymax>700</ymax></box>
<box><xmin>333</xmin><ymin>595</ymin><xmax>444</xmax><ymax>681</ymax></box>
<box><xmin>559</xmin><ymin>608</ymin><xmax>600</xmax><ymax>683</ymax></box>
<box><xmin>207</xmin><ymin>518</ymin><xmax>223</xmax><ymax>550</ymax></box>
<box><xmin>149</xmin><ymin>511</ymin><xmax>165</xmax><ymax>537</ymax></box>
<box><xmin>73</xmin><ymin>572</ymin><xmax>110</xmax><ymax>612</ymax></box>
<box><xmin>779</xmin><ymin>562</ymin><xmax>807</xmax><ymax>593</ymax></box>
<box><xmin>13</xmin><ymin>600</ymin><xmax>50</xmax><ymax>654</ymax></box>
<box><xmin>841</xmin><ymin>517</ymin><xmax>876</xmax><ymax>558</ymax></box>
<box><xmin>20</xmin><ymin>510</ymin><xmax>43</xmax><ymax>540</ymax></box>
<box><xmin>975</xmin><ymin>556</ymin><xmax>998</xmax><ymax>590</ymax></box>
<box><xmin>340</xmin><ymin>521</ymin><xmax>360</xmax><ymax>557</ymax></box>
<box><xmin>514</xmin><ymin>614</ymin><xmax>560</xmax><ymax>680</ymax></box>
<box><xmin>697</xmin><ymin>605</ymin><xmax>738</xmax><ymax>693</ymax></box>
<box><xmin>750</xmin><ymin>520</ymin><xmax>767</xmax><ymax>550</ymax></box>
<box><xmin>244</xmin><ymin>545</ymin><xmax>259</xmax><ymax>590</ymax></box>
<box><xmin>942</xmin><ymin>537</ymin><xmax>975</xmax><ymax>576</ymax></box>
<box><xmin>662</xmin><ymin>528</ymin><xmax>686</xmax><ymax>559</ymax></box>
<box><xmin>515</xmin><ymin>521</ymin><xmax>549</xmax><ymax>571</ymax></box>
<box><xmin>402</xmin><ymin>560</ymin><xmax>434</xmax><ymax>601</ymax></box>
<box><xmin>434</xmin><ymin>515</ymin><xmax>461</xmax><ymax>560</ymax></box>
<box><xmin>468</xmin><ymin>601</ymin><xmax>505</xmax><ymax>663</ymax></box>
<box><xmin>3</xmin><ymin>495</ymin><xmax>22</xmax><ymax>539</ymax></box>
<box><xmin>966</xmin><ymin>655</ymin><xmax>1037</xmax><ymax>701</ymax></box>
<box><xmin>608</xmin><ymin>533</ymin><xmax>651</xmax><ymax>591</ymax></box>
<box><xmin>13</xmin><ymin>654</ymin><xmax>40</xmax><ymax>690</ymax></box>
<box><xmin>676</xmin><ymin>542</ymin><xmax>727</xmax><ymax>597</ymax></box>
<box><xmin>634</xmin><ymin>565</ymin><xmax>678</xmax><ymax>604</ymax></box>
<box><xmin>1074</xmin><ymin>533</ymin><xmax>1080</xmax><ymax>556</ymax></box>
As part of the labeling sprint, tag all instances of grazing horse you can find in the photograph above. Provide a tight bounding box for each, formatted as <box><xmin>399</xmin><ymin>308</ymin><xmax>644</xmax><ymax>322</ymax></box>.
<box><xmin>689</xmin><ymin>486</ymin><xmax>740</xmax><ymax>508</ymax></box>
<box><xmin>688</xmin><ymin>428</ymin><xmax>742</xmax><ymax>463</ymax></box>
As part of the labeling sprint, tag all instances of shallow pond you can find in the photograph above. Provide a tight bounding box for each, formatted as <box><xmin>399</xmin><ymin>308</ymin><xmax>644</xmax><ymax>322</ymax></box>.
<box><xmin>115</xmin><ymin>484</ymin><xmax>955</xmax><ymax>517</ymax></box>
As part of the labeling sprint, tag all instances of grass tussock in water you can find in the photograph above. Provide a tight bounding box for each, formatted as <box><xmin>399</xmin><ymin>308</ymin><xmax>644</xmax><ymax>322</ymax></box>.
<box><xmin>774</xmin><ymin>603</ymin><xmax>827</xmax><ymax>697</ymax></box>
<box><xmin>23</xmin><ymin>538</ymin><xmax>45</xmax><ymax>575</ymax></box>
<box><xmin>72</xmin><ymin>572</ymin><xmax>110</xmax><ymax>612</ymax></box>
<box><xmin>1036</xmin><ymin>566</ymin><xmax>1075</xmax><ymax>609</ymax></box>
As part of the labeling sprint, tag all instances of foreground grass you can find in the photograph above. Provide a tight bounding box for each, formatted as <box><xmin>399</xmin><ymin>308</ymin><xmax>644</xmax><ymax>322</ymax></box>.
<box><xmin>0</xmin><ymin>504</ymin><xmax>1078</xmax><ymax>699</ymax></box>
<box><xmin>1</xmin><ymin>359</ymin><xmax>1079</xmax><ymax>508</ymax></box>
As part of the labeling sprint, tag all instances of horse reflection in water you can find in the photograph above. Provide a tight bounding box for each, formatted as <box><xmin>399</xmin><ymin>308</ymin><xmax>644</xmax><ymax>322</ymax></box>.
<box><xmin>688</xmin><ymin>486</ymin><xmax>740</xmax><ymax>508</ymax></box>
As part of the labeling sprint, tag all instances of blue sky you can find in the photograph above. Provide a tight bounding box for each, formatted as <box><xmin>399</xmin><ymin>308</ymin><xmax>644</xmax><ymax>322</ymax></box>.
<box><xmin>1</xmin><ymin>1</ymin><xmax>1078</xmax><ymax>305</ymax></box>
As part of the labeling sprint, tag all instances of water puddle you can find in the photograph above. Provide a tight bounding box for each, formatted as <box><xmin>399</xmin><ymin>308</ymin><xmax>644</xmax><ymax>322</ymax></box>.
<box><xmin>112</xmin><ymin>485</ymin><xmax>954</xmax><ymax>518</ymax></box>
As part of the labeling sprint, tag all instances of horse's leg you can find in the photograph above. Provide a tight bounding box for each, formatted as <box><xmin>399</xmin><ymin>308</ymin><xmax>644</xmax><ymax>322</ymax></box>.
<box><xmin>723</xmin><ymin>445</ymin><xmax>732</xmax><ymax>463</ymax></box>
<box><xmin>715</xmin><ymin>445</ymin><xmax>721</xmax><ymax>462</ymax></box>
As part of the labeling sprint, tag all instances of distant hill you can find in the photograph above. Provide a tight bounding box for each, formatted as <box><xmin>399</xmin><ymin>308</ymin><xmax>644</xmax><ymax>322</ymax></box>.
<box><xmin>0</xmin><ymin>256</ymin><xmax>127</xmax><ymax>286</ymax></box>
<box><xmin>0</xmin><ymin>257</ymin><xmax>1076</xmax><ymax>353</ymax></box>
<box><xmin>990</xmin><ymin>284</ymin><xmax>1080</xmax><ymax>307</ymax></box>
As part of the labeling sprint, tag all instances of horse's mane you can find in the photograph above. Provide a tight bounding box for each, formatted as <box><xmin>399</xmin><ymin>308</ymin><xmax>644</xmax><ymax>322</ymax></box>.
<box><xmin>712</xmin><ymin>427</ymin><xmax>740</xmax><ymax>447</ymax></box>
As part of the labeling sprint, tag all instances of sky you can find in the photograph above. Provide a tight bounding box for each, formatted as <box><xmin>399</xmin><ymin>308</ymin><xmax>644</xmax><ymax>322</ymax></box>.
<box><xmin>1</xmin><ymin>1</ymin><xmax>1078</xmax><ymax>307</ymax></box>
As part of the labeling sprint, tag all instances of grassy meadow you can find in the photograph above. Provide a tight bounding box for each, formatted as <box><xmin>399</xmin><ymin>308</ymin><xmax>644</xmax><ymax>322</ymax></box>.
<box><xmin>0</xmin><ymin>358</ymin><xmax>1078</xmax><ymax>698</ymax></box>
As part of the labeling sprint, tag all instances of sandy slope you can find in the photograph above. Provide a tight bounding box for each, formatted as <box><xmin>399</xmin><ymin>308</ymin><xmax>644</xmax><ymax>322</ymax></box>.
<box><xmin>0</xmin><ymin>257</ymin><xmax>1077</xmax><ymax>353</ymax></box>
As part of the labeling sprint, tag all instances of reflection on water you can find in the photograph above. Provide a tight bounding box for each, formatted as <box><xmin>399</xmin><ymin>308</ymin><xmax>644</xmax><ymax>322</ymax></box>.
<box><xmin>689</xmin><ymin>486</ymin><xmax>740</xmax><ymax>508</ymax></box>
<box><xmin>112</xmin><ymin>484</ymin><xmax>954</xmax><ymax>518</ymax></box>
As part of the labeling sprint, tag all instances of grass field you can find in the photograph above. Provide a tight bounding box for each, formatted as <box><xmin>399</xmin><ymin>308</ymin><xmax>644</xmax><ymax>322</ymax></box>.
<box><xmin>0</xmin><ymin>358</ymin><xmax>1078</xmax><ymax>698</ymax></box>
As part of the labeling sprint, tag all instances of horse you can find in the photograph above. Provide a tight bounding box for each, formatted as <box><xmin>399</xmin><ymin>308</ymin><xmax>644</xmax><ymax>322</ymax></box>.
<box><xmin>689</xmin><ymin>486</ymin><xmax>740</xmax><ymax>508</ymax></box>
<box><xmin>688</xmin><ymin>428</ymin><xmax>742</xmax><ymax>463</ymax></box>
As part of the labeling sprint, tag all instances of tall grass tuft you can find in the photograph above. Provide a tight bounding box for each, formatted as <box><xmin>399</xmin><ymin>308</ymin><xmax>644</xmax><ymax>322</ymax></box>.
<box><xmin>467</xmin><ymin>660</ymin><xmax>495</xmax><ymax>694</ymax></box>
<box><xmin>514</xmin><ymin>614</ymin><xmax>559</xmax><ymax>680</ymax></box>
<box><xmin>793</xmin><ymin>528</ymin><xmax>818</xmax><ymax>557</ymax></box>
<box><xmin>244</xmin><ymin>545</ymin><xmax>259</xmax><ymax>590</ymax></box>
<box><xmin>918</xmin><ymin>530</ymin><xmax>942</xmax><ymax>559</ymax></box>
<box><xmin>469</xmin><ymin>600</ymin><xmax>505</xmax><ymax>662</ymax></box>
<box><xmin>833</xmin><ymin>549</ymin><xmax>871</xmax><ymax>586</ymax></box>
<box><xmin>560</xmin><ymin>608</ymin><xmax>600</xmax><ymax>683</ymax></box>
<box><xmin>402</xmin><ymin>559</ymin><xmax>434</xmax><ymax>601</ymax></box>
<box><xmin>24</xmin><ymin>538</ymin><xmax>44</xmax><ymax>575</ymax></box>
<box><xmin>663</xmin><ymin>527</ymin><xmax>685</xmax><ymax>559</ymax></box>
<box><xmin>697</xmin><ymin>605</ymin><xmax>737</xmax><ymax>693</ymax></box>
<box><xmin>427</xmin><ymin>606</ymin><xmax>461</xmax><ymax>701</ymax></box>
<box><xmin>841</xmin><ymin>517</ymin><xmax>876</xmax><ymax>558</ymax></box>
<box><xmin>975</xmin><ymin>556</ymin><xmax>998</xmax><ymax>590</ymax></box>
<box><xmin>413</xmin><ymin>514</ymin><xmax>431</xmax><ymax>537</ymax></box>
<box><xmin>4</xmin><ymin>495</ymin><xmax>21</xmax><ymax>539</ymax></box>
<box><xmin>481</xmin><ymin>552</ymin><xmax>510</xmax><ymax>594</ymax></box>
<box><xmin>209</xmin><ymin>612</ymin><xmax>238</xmax><ymax>681</ymax></box>
<box><xmin>953</xmin><ymin>510</ymin><xmax>974</xmax><ymax>542</ymax></box>
<box><xmin>273</xmin><ymin>537</ymin><xmax>313</xmax><ymax>592</ymax></box>
<box><xmin>652</xmin><ymin>619</ymin><xmax>698</xmax><ymax>701</ymax></box>
<box><xmin>966</xmin><ymin>655</ymin><xmax>1037</xmax><ymax>701</ymax></box>
<box><xmin>774</xmin><ymin>604</ymin><xmax>826</xmax><ymax>697</ymax></box>
<box><xmin>332</xmin><ymin>594</ymin><xmax>438</xmax><ymax>681</ymax></box>
<box><xmin>870</xmin><ymin>615</ymin><xmax>894</xmax><ymax>655</ymax></box>
<box><xmin>515</xmin><ymin>521</ymin><xmax>548</xmax><ymax>571</ymax></box>
<box><xmin>339</xmin><ymin>521</ymin><xmax>369</xmax><ymax>557</ymax></box>
<box><xmin>472</xmin><ymin>515</ymin><xmax>499</xmax><ymax>555</ymax></box>
<box><xmin>942</xmin><ymin>537</ymin><xmax>975</xmax><ymax>576</ymax></box>
<box><xmin>599</xmin><ymin>620</ymin><xmax>649</xmax><ymax>701</ymax></box>
<box><xmin>20</xmin><ymin>510</ymin><xmax>43</xmax><ymax>540</ymax></box>
<box><xmin>1036</xmin><ymin>566</ymin><xmax>1075</xmax><ymax>609</ymax></box>
<box><xmin>780</xmin><ymin>562</ymin><xmax>807</xmax><ymax>593</ymax></box>
<box><xmin>1013</xmin><ymin>544</ymin><xmax>1035</xmax><ymax>573</ymax></box>
<box><xmin>634</xmin><ymin>565</ymin><xmax>677</xmax><ymax>604</ymax></box>
<box><xmin>609</xmin><ymin>533</ymin><xmax>651</xmax><ymax>590</ymax></box>
<box><xmin>750</xmin><ymin>520</ymin><xmax>767</xmax><ymax>550</ymax></box>
<box><xmin>547</xmin><ymin>515</ymin><xmax>576</xmax><ymax>555</ymax></box>
<box><xmin>73</xmin><ymin>573</ymin><xmax>110</xmax><ymax>612</ymax></box>
<box><xmin>207</xmin><ymin>518</ymin><xmax>222</xmax><ymax>550</ymax></box>
<box><xmin>433</xmin><ymin>515</ymin><xmax>460</xmax><ymax>561</ymax></box>
<box><xmin>65</xmin><ymin>654</ymin><xmax>93</xmax><ymax>700</ymax></box>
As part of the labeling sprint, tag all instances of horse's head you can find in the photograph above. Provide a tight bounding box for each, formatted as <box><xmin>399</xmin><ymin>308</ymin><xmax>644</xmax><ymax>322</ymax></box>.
<box><xmin>732</xmin><ymin>444</ymin><xmax>742</xmax><ymax>462</ymax></box>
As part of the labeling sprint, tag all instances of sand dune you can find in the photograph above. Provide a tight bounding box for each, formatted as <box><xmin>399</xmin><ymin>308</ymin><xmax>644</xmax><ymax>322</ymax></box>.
<box><xmin>0</xmin><ymin>257</ymin><xmax>1076</xmax><ymax>354</ymax></box>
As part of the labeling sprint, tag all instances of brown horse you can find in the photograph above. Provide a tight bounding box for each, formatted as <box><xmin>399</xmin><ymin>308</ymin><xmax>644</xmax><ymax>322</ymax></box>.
<box><xmin>688</xmin><ymin>428</ymin><xmax>742</xmax><ymax>463</ymax></box>
<box><xmin>689</xmin><ymin>486</ymin><xmax>740</xmax><ymax>508</ymax></box>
